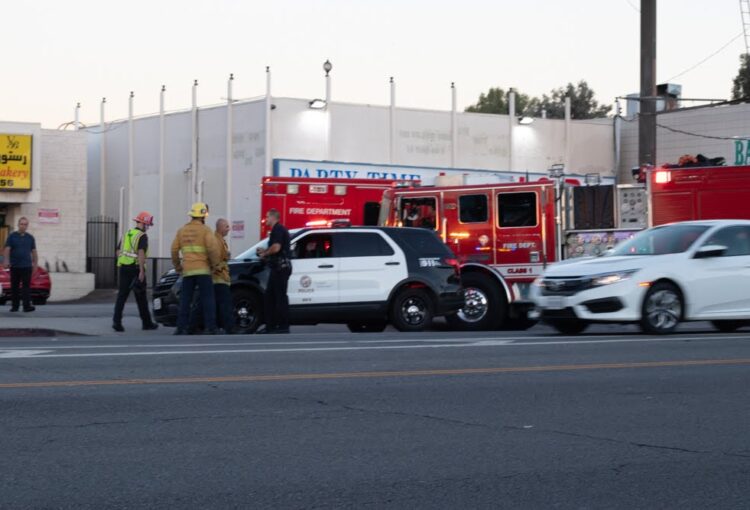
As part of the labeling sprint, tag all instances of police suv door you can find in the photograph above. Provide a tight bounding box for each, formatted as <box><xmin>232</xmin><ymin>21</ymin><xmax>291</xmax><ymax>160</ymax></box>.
<box><xmin>335</xmin><ymin>231</ymin><xmax>407</xmax><ymax>304</ymax></box>
<box><xmin>287</xmin><ymin>231</ymin><xmax>340</xmax><ymax>305</ymax></box>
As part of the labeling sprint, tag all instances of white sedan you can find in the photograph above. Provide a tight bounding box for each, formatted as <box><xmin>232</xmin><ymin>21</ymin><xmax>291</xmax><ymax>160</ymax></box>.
<box><xmin>531</xmin><ymin>220</ymin><xmax>750</xmax><ymax>334</ymax></box>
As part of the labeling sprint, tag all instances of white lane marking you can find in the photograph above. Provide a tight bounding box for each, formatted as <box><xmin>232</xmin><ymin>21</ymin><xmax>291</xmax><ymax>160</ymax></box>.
<box><xmin>0</xmin><ymin>334</ymin><xmax>746</xmax><ymax>359</ymax></box>
<box><xmin>0</xmin><ymin>350</ymin><xmax>53</xmax><ymax>358</ymax></box>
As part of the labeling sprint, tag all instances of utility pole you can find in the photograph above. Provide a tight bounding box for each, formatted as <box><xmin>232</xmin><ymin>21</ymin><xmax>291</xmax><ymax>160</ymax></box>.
<box><xmin>639</xmin><ymin>0</ymin><xmax>657</xmax><ymax>167</ymax></box>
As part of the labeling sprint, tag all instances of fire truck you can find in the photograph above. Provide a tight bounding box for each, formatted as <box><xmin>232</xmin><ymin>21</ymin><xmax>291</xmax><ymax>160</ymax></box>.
<box><xmin>259</xmin><ymin>176</ymin><xmax>416</xmax><ymax>238</ymax></box>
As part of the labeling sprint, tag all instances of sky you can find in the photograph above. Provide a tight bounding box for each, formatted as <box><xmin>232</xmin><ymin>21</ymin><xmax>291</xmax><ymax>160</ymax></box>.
<box><xmin>2</xmin><ymin>0</ymin><xmax>746</xmax><ymax>128</ymax></box>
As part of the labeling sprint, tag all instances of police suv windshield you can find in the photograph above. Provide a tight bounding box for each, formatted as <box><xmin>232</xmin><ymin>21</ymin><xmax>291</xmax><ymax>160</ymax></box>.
<box><xmin>608</xmin><ymin>224</ymin><xmax>709</xmax><ymax>256</ymax></box>
<box><xmin>233</xmin><ymin>228</ymin><xmax>303</xmax><ymax>260</ymax></box>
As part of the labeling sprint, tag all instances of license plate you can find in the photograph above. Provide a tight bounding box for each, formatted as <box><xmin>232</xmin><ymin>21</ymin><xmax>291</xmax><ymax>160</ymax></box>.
<box><xmin>153</xmin><ymin>298</ymin><xmax>162</xmax><ymax>311</ymax></box>
<box><xmin>545</xmin><ymin>296</ymin><xmax>566</xmax><ymax>309</ymax></box>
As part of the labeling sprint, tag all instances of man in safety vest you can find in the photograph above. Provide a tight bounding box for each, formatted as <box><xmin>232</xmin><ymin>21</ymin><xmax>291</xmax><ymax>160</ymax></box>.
<box><xmin>171</xmin><ymin>202</ymin><xmax>221</xmax><ymax>335</ymax></box>
<box><xmin>112</xmin><ymin>211</ymin><xmax>159</xmax><ymax>332</ymax></box>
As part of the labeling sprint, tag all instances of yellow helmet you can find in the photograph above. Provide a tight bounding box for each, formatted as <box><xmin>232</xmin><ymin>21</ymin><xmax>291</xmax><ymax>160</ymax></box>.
<box><xmin>188</xmin><ymin>202</ymin><xmax>209</xmax><ymax>218</ymax></box>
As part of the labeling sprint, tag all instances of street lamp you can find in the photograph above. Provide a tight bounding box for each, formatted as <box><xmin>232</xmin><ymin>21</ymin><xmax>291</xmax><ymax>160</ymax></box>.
<box><xmin>323</xmin><ymin>59</ymin><xmax>332</xmax><ymax>76</ymax></box>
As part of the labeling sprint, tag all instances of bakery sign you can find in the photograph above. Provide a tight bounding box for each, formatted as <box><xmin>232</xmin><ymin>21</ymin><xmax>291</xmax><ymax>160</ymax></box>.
<box><xmin>0</xmin><ymin>134</ymin><xmax>32</xmax><ymax>191</ymax></box>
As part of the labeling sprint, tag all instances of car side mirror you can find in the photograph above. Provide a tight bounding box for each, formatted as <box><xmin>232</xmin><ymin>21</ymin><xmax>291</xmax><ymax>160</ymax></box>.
<box><xmin>694</xmin><ymin>244</ymin><xmax>727</xmax><ymax>259</ymax></box>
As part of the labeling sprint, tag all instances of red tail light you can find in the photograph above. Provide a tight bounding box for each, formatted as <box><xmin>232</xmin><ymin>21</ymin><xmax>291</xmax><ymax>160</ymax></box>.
<box><xmin>443</xmin><ymin>257</ymin><xmax>460</xmax><ymax>276</ymax></box>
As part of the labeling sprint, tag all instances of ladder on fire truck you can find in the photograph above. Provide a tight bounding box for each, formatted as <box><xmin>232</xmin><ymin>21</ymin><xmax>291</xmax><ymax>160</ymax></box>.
<box><xmin>741</xmin><ymin>0</ymin><xmax>750</xmax><ymax>54</ymax></box>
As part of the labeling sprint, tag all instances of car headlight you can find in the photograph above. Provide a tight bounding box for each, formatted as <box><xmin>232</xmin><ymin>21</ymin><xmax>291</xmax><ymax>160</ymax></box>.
<box><xmin>591</xmin><ymin>269</ymin><xmax>639</xmax><ymax>287</ymax></box>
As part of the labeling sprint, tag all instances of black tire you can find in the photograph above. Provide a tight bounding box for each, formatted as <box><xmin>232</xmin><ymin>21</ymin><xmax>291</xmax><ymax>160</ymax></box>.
<box><xmin>390</xmin><ymin>288</ymin><xmax>434</xmax><ymax>332</ymax></box>
<box><xmin>232</xmin><ymin>288</ymin><xmax>263</xmax><ymax>333</ymax></box>
<box><xmin>711</xmin><ymin>320</ymin><xmax>746</xmax><ymax>333</ymax></box>
<box><xmin>547</xmin><ymin>319</ymin><xmax>589</xmax><ymax>335</ymax></box>
<box><xmin>347</xmin><ymin>321</ymin><xmax>388</xmax><ymax>333</ymax></box>
<box><xmin>641</xmin><ymin>281</ymin><xmax>683</xmax><ymax>335</ymax></box>
<box><xmin>446</xmin><ymin>272</ymin><xmax>507</xmax><ymax>331</ymax></box>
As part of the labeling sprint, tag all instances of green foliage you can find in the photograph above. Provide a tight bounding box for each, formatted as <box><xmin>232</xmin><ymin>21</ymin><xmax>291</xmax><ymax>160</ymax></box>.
<box><xmin>732</xmin><ymin>54</ymin><xmax>750</xmax><ymax>100</ymax></box>
<box><xmin>466</xmin><ymin>80</ymin><xmax>612</xmax><ymax>119</ymax></box>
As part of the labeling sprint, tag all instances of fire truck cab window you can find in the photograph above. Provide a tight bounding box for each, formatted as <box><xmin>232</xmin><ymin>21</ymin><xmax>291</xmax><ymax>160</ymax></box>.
<box><xmin>292</xmin><ymin>233</ymin><xmax>333</xmax><ymax>259</ymax></box>
<box><xmin>497</xmin><ymin>192</ymin><xmax>537</xmax><ymax>227</ymax></box>
<box><xmin>459</xmin><ymin>194</ymin><xmax>488</xmax><ymax>223</ymax></box>
<box><xmin>400</xmin><ymin>197</ymin><xmax>437</xmax><ymax>230</ymax></box>
<box><xmin>334</xmin><ymin>232</ymin><xmax>395</xmax><ymax>257</ymax></box>
<box><xmin>702</xmin><ymin>226</ymin><xmax>750</xmax><ymax>256</ymax></box>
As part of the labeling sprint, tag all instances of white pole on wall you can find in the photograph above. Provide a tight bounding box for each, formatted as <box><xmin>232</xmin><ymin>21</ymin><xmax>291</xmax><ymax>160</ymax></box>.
<box><xmin>100</xmin><ymin>97</ymin><xmax>107</xmax><ymax>216</ymax></box>
<box><xmin>265</xmin><ymin>66</ymin><xmax>272</xmax><ymax>178</ymax></box>
<box><xmin>191</xmin><ymin>79</ymin><xmax>198</xmax><ymax>204</ymax></box>
<box><xmin>508</xmin><ymin>88</ymin><xmax>516</xmax><ymax>170</ymax></box>
<box><xmin>127</xmin><ymin>91</ymin><xmax>135</xmax><ymax>229</ymax></box>
<box><xmin>158</xmin><ymin>85</ymin><xmax>166</xmax><ymax>258</ymax></box>
<box><xmin>564</xmin><ymin>96</ymin><xmax>572</xmax><ymax>172</ymax></box>
<box><xmin>226</xmin><ymin>73</ymin><xmax>234</xmax><ymax>251</ymax></box>
<box><xmin>324</xmin><ymin>60</ymin><xmax>332</xmax><ymax>162</ymax></box>
<box><xmin>118</xmin><ymin>186</ymin><xmax>125</xmax><ymax>241</ymax></box>
<box><xmin>74</xmin><ymin>103</ymin><xmax>80</xmax><ymax>131</ymax></box>
<box><xmin>451</xmin><ymin>82</ymin><xmax>457</xmax><ymax>168</ymax></box>
<box><xmin>389</xmin><ymin>77</ymin><xmax>396</xmax><ymax>164</ymax></box>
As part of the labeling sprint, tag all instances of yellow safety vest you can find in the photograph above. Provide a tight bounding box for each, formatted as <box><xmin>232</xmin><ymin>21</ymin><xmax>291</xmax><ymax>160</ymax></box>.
<box><xmin>117</xmin><ymin>228</ymin><xmax>148</xmax><ymax>267</ymax></box>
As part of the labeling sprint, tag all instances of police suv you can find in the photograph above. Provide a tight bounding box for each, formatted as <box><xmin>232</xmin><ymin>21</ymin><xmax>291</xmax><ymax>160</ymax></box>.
<box><xmin>153</xmin><ymin>227</ymin><xmax>464</xmax><ymax>333</ymax></box>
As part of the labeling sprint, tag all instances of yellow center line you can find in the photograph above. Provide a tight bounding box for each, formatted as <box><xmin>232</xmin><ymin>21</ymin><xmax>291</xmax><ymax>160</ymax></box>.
<box><xmin>1</xmin><ymin>358</ymin><xmax>750</xmax><ymax>389</ymax></box>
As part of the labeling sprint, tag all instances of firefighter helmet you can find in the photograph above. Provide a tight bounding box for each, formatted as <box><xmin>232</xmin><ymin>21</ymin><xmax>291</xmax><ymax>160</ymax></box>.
<box><xmin>188</xmin><ymin>202</ymin><xmax>209</xmax><ymax>218</ymax></box>
<box><xmin>133</xmin><ymin>211</ymin><xmax>154</xmax><ymax>226</ymax></box>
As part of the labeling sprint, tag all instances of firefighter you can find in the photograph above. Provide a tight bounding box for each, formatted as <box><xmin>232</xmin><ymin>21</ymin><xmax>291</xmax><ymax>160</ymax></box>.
<box><xmin>171</xmin><ymin>202</ymin><xmax>221</xmax><ymax>335</ymax></box>
<box><xmin>112</xmin><ymin>211</ymin><xmax>159</xmax><ymax>332</ymax></box>
<box><xmin>212</xmin><ymin>218</ymin><xmax>235</xmax><ymax>333</ymax></box>
<box><xmin>256</xmin><ymin>208</ymin><xmax>291</xmax><ymax>334</ymax></box>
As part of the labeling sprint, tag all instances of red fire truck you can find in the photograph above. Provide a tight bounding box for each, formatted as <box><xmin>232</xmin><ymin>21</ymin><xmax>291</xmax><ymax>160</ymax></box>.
<box><xmin>260</xmin><ymin>176</ymin><xmax>416</xmax><ymax>238</ymax></box>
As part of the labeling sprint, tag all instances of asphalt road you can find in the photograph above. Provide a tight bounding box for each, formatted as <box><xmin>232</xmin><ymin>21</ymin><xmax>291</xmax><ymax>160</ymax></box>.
<box><xmin>1</xmin><ymin>326</ymin><xmax>749</xmax><ymax>509</ymax></box>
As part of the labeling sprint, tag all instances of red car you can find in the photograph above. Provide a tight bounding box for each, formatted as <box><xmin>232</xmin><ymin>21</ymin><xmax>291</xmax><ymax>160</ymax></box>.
<box><xmin>0</xmin><ymin>267</ymin><xmax>52</xmax><ymax>305</ymax></box>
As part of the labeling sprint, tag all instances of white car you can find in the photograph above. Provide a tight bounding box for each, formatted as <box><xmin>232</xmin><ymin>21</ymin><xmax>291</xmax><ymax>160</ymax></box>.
<box><xmin>531</xmin><ymin>220</ymin><xmax>750</xmax><ymax>334</ymax></box>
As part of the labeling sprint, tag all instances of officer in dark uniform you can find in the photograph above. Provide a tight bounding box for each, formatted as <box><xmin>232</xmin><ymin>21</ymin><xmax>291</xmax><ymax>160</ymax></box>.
<box><xmin>256</xmin><ymin>208</ymin><xmax>291</xmax><ymax>334</ymax></box>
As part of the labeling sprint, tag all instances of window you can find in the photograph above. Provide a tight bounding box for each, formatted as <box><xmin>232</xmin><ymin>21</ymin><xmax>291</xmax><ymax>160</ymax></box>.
<box><xmin>459</xmin><ymin>194</ymin><xmax>488</xmax><ymax>223</ymax></box>
<box><xmin>399</xmin><ymin>197</ymin><xmax>437</xmax><ymax>230</ymax></box>
<box><xmin>702</xmin><ymin>226</ymin><xmax>750</xmax><ymax>257</ymax></box>
<box><xmin>610</xmin><ymin>224</ymin><xmax>709</xmax><ymax>256</ymax></box>
<box><xmin>497</xmin><ymin>192</ymin><xmax>537</xmax><ymax>227</ymax></box>
<box><xmin>334</xmin><ymin>232</ymin><xmax>394</xmax><ymax>257</ymax></box>
<box><xmin>292</xmin><ymin>233</ymin><xmax>333</xmax><ymax>259</ymax></box>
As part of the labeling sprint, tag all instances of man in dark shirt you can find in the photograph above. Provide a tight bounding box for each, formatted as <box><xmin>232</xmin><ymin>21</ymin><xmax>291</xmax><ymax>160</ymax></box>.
<box><xmin>3</xmin><ymin>217</ymin><xmax>38</xmax><ymax>312</ymax></box>
<box><xmin>256</xmin><ymin>208</ymin><xmax>291</xmax><ymax>334</ymax></box>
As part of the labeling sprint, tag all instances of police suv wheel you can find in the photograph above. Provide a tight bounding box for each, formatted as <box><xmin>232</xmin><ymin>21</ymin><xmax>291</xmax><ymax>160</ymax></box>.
<box><xmin>232</xmin><ymin>288</ymin><xmax>262</xmax><ymax>333</ymax></box>
<box><xmin>446</xmin><ymin>272</ymin><xmax>506</xmax><ymax>331</ymax></box>
<box><xmin>390</xmin><ymin>288</ymin><xmax>434</xmax><ymax>332</ymax></box>
<box><xmin>347</xmin><ymin>321</ymin><xmax>388</xmax><ymax>333</ymax></box>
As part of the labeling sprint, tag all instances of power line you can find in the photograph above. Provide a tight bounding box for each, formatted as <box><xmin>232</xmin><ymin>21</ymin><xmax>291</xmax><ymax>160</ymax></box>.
<box><xmin>624</xmin><ymin>0</ymin><xmax>640</xmax><ymax>13</ymax></box>
<box><xmin>656</xmin><ymin>122</ymin><xmax>750</xmax><ymax>141</ymax></box>
<box><xmin>664</xmin><ymin>31</ymin><xmax>744</xmax><ymax>82</ymax></box>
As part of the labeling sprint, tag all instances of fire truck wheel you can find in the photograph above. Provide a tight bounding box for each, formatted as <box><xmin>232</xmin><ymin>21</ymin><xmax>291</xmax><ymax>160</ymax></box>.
<box><xmin>232</xmin><ymin>288</ymin><xmax>263</xmax><ymax>333</ymax></box>
<box><xmin>547</xmin><ymin>319</ymin><xmax>589</xmax><ymax>335</ymax></box>
<box><xmin>640</xmin><ymin>282</ymin><xmax>683</xmax><ymax>334</ymax></box>
<box><xmin>446</xmin><ymin>273</ymin><xmax>506</xmax><ymax>330</ymax></box>
<box><xmin>711</xmin><ymin>320</ymin><xmax>747</xmax><ymax>333</ymax></box>
<box><xmin>390</xmin><ymin>288</ymin><xmax>434</xmax><ymax>332</ymax></box>
<box><xmin>347</xmin><ymin>321</ymin><xmax>388</xmax><ymax>333</ymax></box>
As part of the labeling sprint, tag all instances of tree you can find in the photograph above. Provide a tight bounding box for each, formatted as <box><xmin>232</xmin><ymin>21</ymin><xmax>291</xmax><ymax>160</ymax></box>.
<box><xmin>465</xmin><ymin>87</ymin><xmax>534</xmax><ymax>115</ymax></box>
<box><xmin>466</xmin><ymin>80</ymin><xmax>611</xmax><ymax>119</ymax></box>
<box><xmin>732</xmin><ymin>54</ymin><xmax>750</xmax><ymax>100</ymax></box>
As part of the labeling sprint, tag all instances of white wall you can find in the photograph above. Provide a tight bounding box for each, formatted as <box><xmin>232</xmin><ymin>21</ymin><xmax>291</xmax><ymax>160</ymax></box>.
<box><xmin>619</xmin><ymin>102</ymin><xmax>750</xmax><ymax>181</ymax></box>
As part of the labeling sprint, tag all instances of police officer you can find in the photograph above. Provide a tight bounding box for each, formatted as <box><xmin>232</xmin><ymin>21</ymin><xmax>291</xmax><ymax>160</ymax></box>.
<box><xmin>171</xmin><ymin>202</ymin><xmax>221</xmax><ymax>335</ymax></box>
<box><xmin>112</xmin><ymin>211</ymin><xmax>158</xmax><ymax>332</ymax></box>
<box><xmin>256</xmin><ymin>208</ymin><xmax>291</xmax><ymax>334</ymax></box>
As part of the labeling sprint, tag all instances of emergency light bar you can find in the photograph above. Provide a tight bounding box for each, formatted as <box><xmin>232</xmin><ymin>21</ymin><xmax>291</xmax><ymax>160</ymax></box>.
<box><xmin>654</xmin><ymin>170</ymin><xmax>671</xmax><ymax>184</ymax></box>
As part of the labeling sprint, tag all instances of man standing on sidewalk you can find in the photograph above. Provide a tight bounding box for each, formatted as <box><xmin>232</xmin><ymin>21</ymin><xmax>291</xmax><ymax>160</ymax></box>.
<box><xmin>2</xmin><ymin>217</ymin><xmax>38</xmax><ymax>312</ymax></box>
<box><xmin>171</xmin><ymin>202</ymin><xmax>220</xmax><ymax>335</ymax></box>
<box><xmin>112</xmin><ymin>212</ymin><xmax>159</xmax><ymax>332</ymax></box>
<box><xmin>212</xmin><ymin>218</ymin><xmax>235</xmax><ymax>334</ymax></box>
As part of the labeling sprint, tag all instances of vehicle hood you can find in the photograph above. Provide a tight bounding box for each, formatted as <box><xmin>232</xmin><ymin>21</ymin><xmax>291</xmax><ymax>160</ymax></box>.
<box><xmin>542</xmin><ymin>254</ymin><xmax>668</xmax><ymax>278</ymax></box>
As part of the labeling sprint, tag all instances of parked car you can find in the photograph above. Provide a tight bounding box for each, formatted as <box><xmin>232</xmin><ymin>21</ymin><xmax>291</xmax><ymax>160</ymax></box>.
<box><xmin>0</xmin><ymin>266</ymin><xmax>52</xmax><ymax>305</ymax></box>
<box><xmin>153</xmin><ymin>227</ymin><xmax>464</xmax><ymax>333</ymax></box>
<box><xmin>531</xmin><ymin>220</ymin><xmax>750</xmax><ymax>334</ymax></box>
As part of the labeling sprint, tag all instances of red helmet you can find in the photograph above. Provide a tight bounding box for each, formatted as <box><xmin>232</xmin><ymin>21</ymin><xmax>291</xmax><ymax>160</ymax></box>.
<box><xmin>134</xmin><ymin>211</ymin><xmax>154</xmax><ymax>226</ymax></box>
